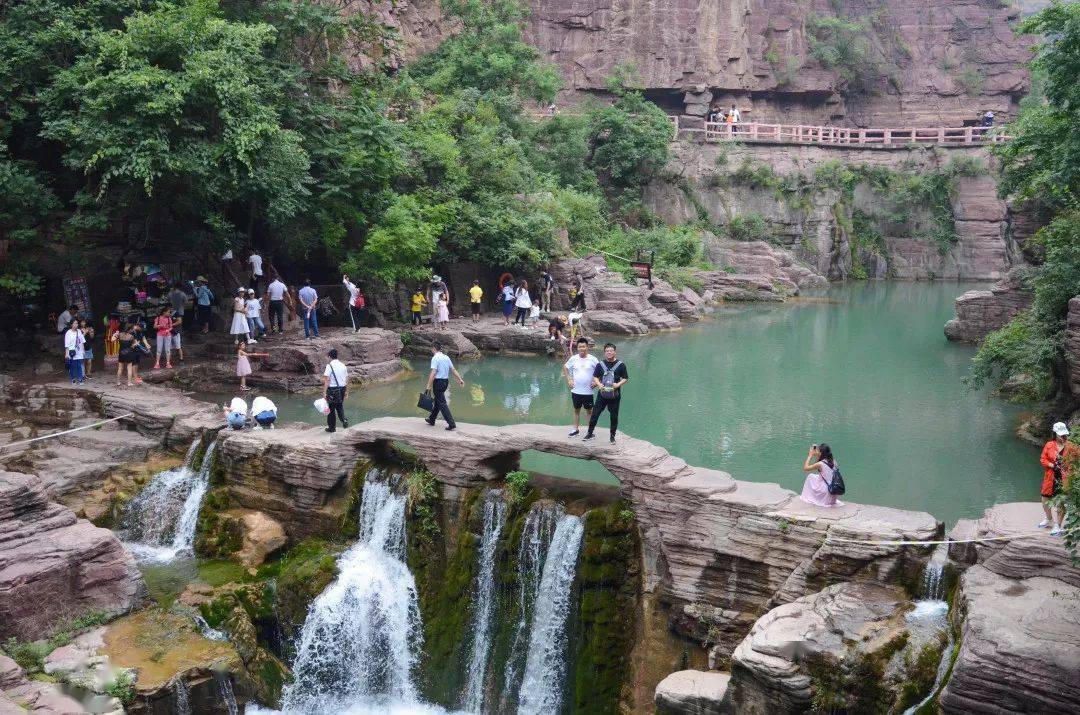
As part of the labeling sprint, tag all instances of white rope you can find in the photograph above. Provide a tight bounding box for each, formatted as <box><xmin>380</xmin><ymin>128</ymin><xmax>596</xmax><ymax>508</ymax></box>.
<box><xmin>825</xmin><ymin>531</ymin><xmax>1055</xmax><ymax>547</ymax></box>
<box><xmin>0</xmin><ymin>413</ymin><xmax>134</xmax><ymax>450</ymax></box>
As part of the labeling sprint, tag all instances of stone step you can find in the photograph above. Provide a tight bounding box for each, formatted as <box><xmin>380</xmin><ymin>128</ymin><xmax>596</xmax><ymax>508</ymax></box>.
<box><xmin>655</xmin><ymin>670</ymin><xmax>731</xmax><ymax>714</ymax></box>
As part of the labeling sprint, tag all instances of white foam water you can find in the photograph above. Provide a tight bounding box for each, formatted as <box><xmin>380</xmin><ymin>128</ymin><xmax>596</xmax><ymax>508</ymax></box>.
<box><xmin>500</xmin><ymin>502</ymin><xmax>562</xmax><ymax>710</ymax></box>
<box><xmin>461</xmin><ymin>490</ymin><xmax>507</xmax><ymax>713</ymax></box>
<box><xmin>122</xmin><ymin>440</ymin><xmax>218</xmax><ymax>562</ymax></box>
<box><xmin>517</xmin><ymin>513</ymin><xmax>584</xmax><ymax>715</ymax></box>
<box><xmin>280</xmin><ymin>478</ymin><xmax>431</xmax><ymax>714</ymax></box>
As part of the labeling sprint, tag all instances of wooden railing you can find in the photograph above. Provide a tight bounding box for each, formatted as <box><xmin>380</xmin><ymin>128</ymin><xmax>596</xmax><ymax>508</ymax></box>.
<box><xmin>703</xmin><ymin>122</ymin><xmax>1011</xmax><ymax>146</ymax></box>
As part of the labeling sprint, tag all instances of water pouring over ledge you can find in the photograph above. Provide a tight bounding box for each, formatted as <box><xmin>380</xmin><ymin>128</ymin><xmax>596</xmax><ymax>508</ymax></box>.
<box><xmin>122</xmin><ymin>439</ymin><xmax>218</xmax><ymax>562</ymax></box>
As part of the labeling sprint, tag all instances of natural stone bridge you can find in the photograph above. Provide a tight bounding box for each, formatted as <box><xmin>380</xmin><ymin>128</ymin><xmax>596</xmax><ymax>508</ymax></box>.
<box><xmin>214</xmin><ymin>416</ymin><xmax>940</xmax><ymax>650</ymax></box>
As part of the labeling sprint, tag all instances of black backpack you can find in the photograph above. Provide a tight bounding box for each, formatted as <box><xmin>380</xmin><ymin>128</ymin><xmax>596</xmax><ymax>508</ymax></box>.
<box><xmin>825</xmin><ymin>463</ymin><xmax>846</xmax><ymax>496</ymax></box>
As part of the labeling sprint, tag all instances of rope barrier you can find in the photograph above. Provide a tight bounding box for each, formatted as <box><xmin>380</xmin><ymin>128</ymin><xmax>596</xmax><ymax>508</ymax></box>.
<box><xmin>0</xmin><ymin>413</ymin><xmax>135</xmax><ymax>451</ymax></box>
<box><xmin>825</xmin><ymin>531</ymin><xmax>1056</xmax><ymax>547</ymax></box>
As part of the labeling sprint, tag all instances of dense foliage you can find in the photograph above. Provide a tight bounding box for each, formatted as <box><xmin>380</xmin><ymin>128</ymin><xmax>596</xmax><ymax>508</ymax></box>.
<box><xmin>0</xmin><ymin>0</ymin><xmax>686</xmax><ymax>300</ymax></box>
<box><xmin>970</xmin><ymin>1</ymin><xmax>1080</xmax><ymax>402</ymax></box>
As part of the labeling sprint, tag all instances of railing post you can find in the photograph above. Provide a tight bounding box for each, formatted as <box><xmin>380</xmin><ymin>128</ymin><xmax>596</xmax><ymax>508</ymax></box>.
<box><xmin>964</xmin><ymin>126</ymin><xmax>972</xmax><ymax>144</ymax></box>
<box><xmin>858</xmin><ymin>129</ymin><xmax>866</xmax><ymax>144</ymax></box>
<box><xmin>750</xmin><ymin>123</ymin><xmax>758</xmax><ymax>141</ymax></box>
<box><xmin>884</xmin><ymin>128</ymin><xmax>891</xmax><ymax>145</ymax></box>
<box><xmin>938</xmin><ymin>127</ymin><xmax>945</xmax><ymax>144</ymax></box>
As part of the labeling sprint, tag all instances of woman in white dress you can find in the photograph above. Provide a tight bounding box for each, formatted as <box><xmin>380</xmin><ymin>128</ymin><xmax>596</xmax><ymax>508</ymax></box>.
<box><xmin>229</xmin><ymin>288</ymin><xmax>251</xmax><ymax>343</ymax></box>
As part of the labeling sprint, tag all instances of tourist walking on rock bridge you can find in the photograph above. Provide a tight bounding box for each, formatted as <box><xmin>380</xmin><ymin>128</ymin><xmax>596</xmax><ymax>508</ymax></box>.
<box><xmin>1039</xmin><ymin>422</ymin><xmax>1076</xmax><ymax>536</ymax></box>
<box><xmin>425</xmin><ymin>342</ymin><xmax>464</xmax><ymax>431</ymax></box>
<box><xmin>584</xmin><ymin>343</ymin><xmax>627</xmax><ymax>444</ymax></box>
<box><xmin>322</xmin><ymin>349</ymin><xmax>349</xmax><ymax>433</ymax></box>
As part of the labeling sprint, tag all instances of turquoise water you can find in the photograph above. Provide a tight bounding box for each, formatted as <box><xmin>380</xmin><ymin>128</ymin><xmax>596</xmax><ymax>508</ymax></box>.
<box><xmin>199</xmin><ymin>283</ymin><xmax>1039</xmax><ymax>526</ymax></box>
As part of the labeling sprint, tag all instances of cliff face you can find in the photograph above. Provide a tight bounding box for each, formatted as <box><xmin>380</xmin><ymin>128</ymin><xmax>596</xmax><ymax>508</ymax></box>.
<box><xmin>525</xmin><ymin>0</ymin><xmax>1033</xmax><ymax>125</ymax></box>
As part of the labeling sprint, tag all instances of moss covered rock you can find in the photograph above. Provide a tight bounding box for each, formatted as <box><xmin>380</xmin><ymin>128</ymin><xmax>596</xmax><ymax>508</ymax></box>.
<box><xmin>568</xmin><ymin>502</ymin><xmax>641</xmax><ymax>715</ymax></box>
<box><xmin>267</xmin><ymin>539</ymin><xmax>341</xmax><ymax>642</ymax></box>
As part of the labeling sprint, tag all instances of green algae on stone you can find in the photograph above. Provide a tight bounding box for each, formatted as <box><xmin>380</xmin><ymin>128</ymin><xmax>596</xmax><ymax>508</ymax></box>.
<box><xmin>568</xmin><ymin>502</ymin><xmax>641</xmax><ymax>715</ymax></box>
<box><xmin>267</xmin><ymin>539</ymin><xmax>342</xmax><ymax>641</ymax></box>
<box><xmin>408</xmin><ymin>486</ymin><xmax>481</xmax><ymax>704</ymax></box>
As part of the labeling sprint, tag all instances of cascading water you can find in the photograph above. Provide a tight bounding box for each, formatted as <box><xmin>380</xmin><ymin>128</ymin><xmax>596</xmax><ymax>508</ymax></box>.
<box><xmin>901</xmin><ymin>543</ymin><xmax>953</xmax><ymax>715</ymax></box>
<box><xmin>461</xmin><ymin>491</ymin><xmax>507</xmax><ymax>713</ymax></box>
<box><xmin>517</xmin><ymin>513</ymin><xmax>584</xmax><ymax>715</ymax></box>
<box><xmin>123</xmin><ymin>439</ymin><xmax>218</xmax><ymax>561</ymax></box>
<box><xmin>173</xmin><ymin>678</ymin><xmax>191</xmax><ymax>715</ymax></box>
<box><xmin>499</xmin><ymin>502</ymin><xmax>562</xmax><ymax>711</ymax></box>
<box><xmin>215</xmin><ymin>672</ymin><xmax>240</xmax><ymax>715</ymax></box>
<box><xmin>281</xmin><ymin>477</ymin><xmax>428</xmax><ymax>714</ymax></box>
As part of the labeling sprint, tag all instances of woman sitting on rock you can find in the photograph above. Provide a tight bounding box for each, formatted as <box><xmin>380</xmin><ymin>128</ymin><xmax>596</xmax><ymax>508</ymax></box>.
<box><xmin>801</xmin><ymin>443</ymin><xmax>843</xmax><ymax>507</ymax></box>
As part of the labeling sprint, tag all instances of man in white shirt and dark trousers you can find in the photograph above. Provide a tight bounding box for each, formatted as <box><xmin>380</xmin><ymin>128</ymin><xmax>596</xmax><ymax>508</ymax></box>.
<box><xmin>266</xmin><ymin>275</ymin><xmax>288</xmax><ymax>334</ymax></box>
<box><xmin>562</xmin><ymin>337</ymin><xmax>598</xmax><ymax>437</ymax></box>
<box><xmin>425</xmin><ymin>343</ymin><xmax>465</xmax><ymax>431</ymax></box>
<box><xmin>322</xmin><ymin>349</ymin><xmax>348</xmax><ymax>433</ymax></box>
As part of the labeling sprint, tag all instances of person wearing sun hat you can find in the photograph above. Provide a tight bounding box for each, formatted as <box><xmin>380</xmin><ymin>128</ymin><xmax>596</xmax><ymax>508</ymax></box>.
<box><xmin>1038</xmin><ymin>421</ymin><xmax>1077</xmax><ymax>535</ymax></box>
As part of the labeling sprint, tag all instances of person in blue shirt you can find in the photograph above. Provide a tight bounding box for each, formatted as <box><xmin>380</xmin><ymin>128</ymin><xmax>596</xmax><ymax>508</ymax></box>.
<box><xmin>298</xmin><ymin>279</ymin><xmax>319</xmax><ymax>338</ymax></box>
<box><xmin>424</xmin><ymin>342</ymin><xmax>465</xmax><ymax>431</ymax></box>
<box><xmin>194</xmin><ymin>277</ymin><xmax>214</xmax><ymax>334</ymax></box>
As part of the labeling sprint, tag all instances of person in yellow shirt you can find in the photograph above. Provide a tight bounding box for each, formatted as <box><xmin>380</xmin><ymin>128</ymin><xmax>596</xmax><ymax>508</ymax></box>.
<box><xmin>410</xmin><ymin>290</ymin><xmax>427</xmax><ymax>326</ymax></box>
<box><xmin>468</xmin><ymin>280</ymin><xmax>484</xmax><ymax>323</ymax></box>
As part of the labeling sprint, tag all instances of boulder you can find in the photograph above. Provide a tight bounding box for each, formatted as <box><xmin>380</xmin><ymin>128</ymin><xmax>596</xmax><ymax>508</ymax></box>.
<box><xmin>939</xmin><ymin>501</ymin><xmax>1080</xmax><ymax>713</ymax></box>
<box><xmin>401</xmin><ymin>327</ymin><xmax>480</xmax><ymax>358</ymax></box>
<box><xmin>460</xmin><ymin>321</ymin><xmax>565</xmax><ymax>355</ymax></box>
<box><xmin>255</xmin><ymin>328</ymin><xmax>404</xmax><ymax>389</ymax></box>
<box><xmin>729</xmin><ymin>582</ymin><xmax>915</xmax><ymax>714</ymax></box>
<box><xmin>944</xmin><ymin>267</ymin><xmax>1033</xmax><ymax>343</ymax></box>
<box><xmin>655</xmin><ymin>670</ymin><xmax>731</xmax><ymax>714</ymax></box>
<box><xmin>690</xmin><ymin>271</ymin><xmax>785</xmax><ymax>302</ymax></box>
<box><xmin>0</xmin><ymin>471</ymin><xmax>145</xmax><ymax>640</ymax></box>
<box><xmin>235</xmin><ymin>510</ymin><xmax>288</xmax><ymax>567</ymax></box>
<box><xmin>0</xmin><ymin>653</ymin><xmax>94</xmax><ymax>714</ymax></box>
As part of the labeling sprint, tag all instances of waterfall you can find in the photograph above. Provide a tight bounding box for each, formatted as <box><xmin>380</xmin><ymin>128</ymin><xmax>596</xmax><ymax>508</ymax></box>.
<box><xmin>215</xmin><ymin>672</ymin><xmax>240</xmax><ymax>715</ymax></box>
<box><xmin>173</xmin><ymin>678</ymin><xmax>191</xmax><ymax>715</ymax></box>
<box><xmin>461</xmin><ymin>491</ymin><xmax>507</xmax><ymax>713</ymax></box>
<box><xmin>920</xmin><ymin>542</ymin><xmax>949</xmax><ymax>601</ymax></box>
<box><xmin>900</xmin><ymin>542</ymin><xmax>954</xmax><ymax>715</ymax></box>
<box><xmin>517</xmin><ymin>513</ymin><xmax>584</xmax><ymax>715</ymax></box>
<box><xmin>123</xmin><ymin>438</ymin><xmax>218</xmax><ymax>561</ymax></box>
<box><xmin>500</xmin><ymin>503</ymin><xmax>562</xmax><ymax>710</ymax></box>
<box><xmin>281</xmin><ymin>477</ymin><xmax>428</xmax><ymax>714</ymax></box>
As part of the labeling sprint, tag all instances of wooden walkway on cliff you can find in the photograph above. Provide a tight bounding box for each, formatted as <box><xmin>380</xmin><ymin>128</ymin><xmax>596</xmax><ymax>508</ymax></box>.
<box><xmin>700</xmin><ymin>121</ymin><xmax>1011</xmax><ymax>147</ymax></box>
<box><xmin>528</xmin><ymin>109</ymin><xmax>1010</xmax><ymax>148</ymax></box>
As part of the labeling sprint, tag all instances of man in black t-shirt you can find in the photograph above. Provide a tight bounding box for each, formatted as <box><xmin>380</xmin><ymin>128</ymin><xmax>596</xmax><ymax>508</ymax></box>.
<box><xmin>584</xmin><ymin>342</ymin><xmax>629</xmax><ymax>443</ymax></box>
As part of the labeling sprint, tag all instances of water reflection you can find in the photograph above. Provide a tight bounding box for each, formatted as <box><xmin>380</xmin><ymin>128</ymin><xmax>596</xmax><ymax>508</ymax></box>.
<box><xmin>194</xmin><ymin>283</ymin><xmax>1038</xmax><ymax>525</ymax></box>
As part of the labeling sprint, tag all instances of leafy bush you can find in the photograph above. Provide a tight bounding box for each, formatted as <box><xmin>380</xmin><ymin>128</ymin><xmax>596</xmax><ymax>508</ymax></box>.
<box><xmin>728</xmin><ymin>213</ymin><xmax>769</xmax><ymax>242</ymax></box>
<box><xmin>731</xmin><ymin>160</ymin><xmax>780</xmax><ymax>190</ymax></box>
<box><xmin>967</xmin><ymin>311</ymin><xmax>1059</xmax><ymax>401</ymax></box>
<box><xmin>104</xmin><ymin>670</ymin><xmax>136</xmax><ymax>704</ymax></box>
<box><xmin>505</xmin><ymin>470</ymin><xmax>531</xmax><ymax>505</ymax></box>
<box><xmin>807</xmin><ymin>14</ymin><xmax>878</xmax><ymax>92</ymax></box>
<box><xmin>955</xmin><ymin>68</ymin><xmax>984</xmax><ymax>96</ymax></box>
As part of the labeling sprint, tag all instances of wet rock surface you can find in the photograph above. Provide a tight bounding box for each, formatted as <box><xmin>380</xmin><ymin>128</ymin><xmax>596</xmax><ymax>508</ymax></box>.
<box><xmin>941</xmin><ymin>502</ymin><xmax>1080</xmax><ymax>714</ymax></box>
<box><xmin>0</xmin><ymin>471</ymin><xmax>145</xmax><ymax>641</ymax></box>
<box><xmin>1066</xmin><ymin>295</ymin><xmax>1080</xmax><ymax>395</ymax></box>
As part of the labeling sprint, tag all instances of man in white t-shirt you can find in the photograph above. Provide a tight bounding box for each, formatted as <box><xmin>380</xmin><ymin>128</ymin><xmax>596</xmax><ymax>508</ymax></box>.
<box><xmin>248</xmin><ymin>250</ymin><xmax>263</xmax><ymax>294</ymax></box>
<box><xmin>561</xmin><ymin>337</ymin><xmax>599</xmax><ymax>437</ymax></box>
<box><xmin>322</xmin><ymin>349</ymin><xmax>349</xmax><ymax>433</ymax></box>
<box><xmin>251</xmin><ymin>395</ymin><xmax>277</xmax><ymax>430</ymax></box>
<box><xmin>266</xmin><ymin>275</ymin><xmax>288</xmax><ymax>334</ymax></box>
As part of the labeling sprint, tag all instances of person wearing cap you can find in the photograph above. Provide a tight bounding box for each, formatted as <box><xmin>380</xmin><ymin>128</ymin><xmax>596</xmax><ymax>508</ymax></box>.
<box><xmin>424</xmin><ymin>342</ymin><xmax>465</xmax><ymax>431</ymax></box>
<box><xmin>245</xmin><ymin>289</ymin><xmax>267</xmax><ymax>339</ymax></box>
<box><xmin>1039</xmin><ymin>421</ymin><xmax>1077</xmax><ymax>535</ymax></box>
<box><xmin>195</xmin><ymin>277</ymin><xmax>214</xmax><ymax>334</ymax></box>
<box><xmin>322</xmin><ymin>349</ymin><xmax>349</xmax><ymax>433</ymax></box>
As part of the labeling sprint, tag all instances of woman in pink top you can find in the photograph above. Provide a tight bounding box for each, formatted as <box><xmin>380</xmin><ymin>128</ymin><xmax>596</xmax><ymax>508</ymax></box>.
<box><xmin>152</xmin><ymin>307</ymin><xmax>173</xmax><ymax>370</ymax></box>
<box><xmin>800</xmin><ymin>443</ymin><xmax>844</xmax><ymax>507</ymax></box>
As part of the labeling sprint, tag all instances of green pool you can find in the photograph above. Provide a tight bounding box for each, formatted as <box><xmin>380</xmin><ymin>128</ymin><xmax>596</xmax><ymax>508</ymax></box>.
<box><xmin>198</xmin><ymin>282</ymin><xmax>1040</xmax><ymax>526</ymax></box>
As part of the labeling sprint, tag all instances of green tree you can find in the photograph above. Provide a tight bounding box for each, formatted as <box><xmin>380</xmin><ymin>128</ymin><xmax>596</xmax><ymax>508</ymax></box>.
<box><xmin>970</xmin><ymin>2</ymin><xmax>1080</xmax><ymax>401</ymax></box>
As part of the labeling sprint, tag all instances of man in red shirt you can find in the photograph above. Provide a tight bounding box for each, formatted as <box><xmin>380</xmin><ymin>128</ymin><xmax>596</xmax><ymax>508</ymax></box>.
<box><xmin>1039</xmin><ymin>421</ymin><xmax>1077</xmax><ymax>535</ymax></box>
